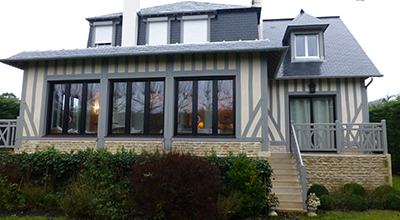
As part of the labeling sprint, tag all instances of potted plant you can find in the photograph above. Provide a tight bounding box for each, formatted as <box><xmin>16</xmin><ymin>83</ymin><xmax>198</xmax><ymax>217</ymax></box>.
<box><xmin>266</xmin><ymin>192</ymin><xmax>280</xmax><ymax>216</ymax></box>
<box><xmin>306</xmin><ymin>193</ymin><xmax>320</xmax><ymax>217</ymax></box>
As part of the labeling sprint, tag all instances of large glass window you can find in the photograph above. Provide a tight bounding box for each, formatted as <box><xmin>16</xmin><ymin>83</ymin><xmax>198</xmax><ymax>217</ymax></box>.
<box><xmin>295</xmin><ymin>34</ymin><xmax>319</xmax><ymax>58</ymax></box>
<box><xmin>48</xmin><ymin>82</ymin><xmax>100</xmax><ymax>135</ymax></box>
<box><xmin>175</xmin><ymin>77</ymin><xmax>234</xmax><ymax>136</ymax></box>
<box><xmin>110</xmin><ymin>80</ymin><xmax>164</xmax><ymax>135</ymax></box>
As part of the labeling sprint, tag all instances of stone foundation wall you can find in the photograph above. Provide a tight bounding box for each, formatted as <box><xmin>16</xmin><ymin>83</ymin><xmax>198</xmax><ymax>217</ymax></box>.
<box><xmin>302</xmin><ymin>154</ymin><xmax>392</xmax><ymax>191</ymax></box>
<box><xmin>171</xmin><ymin>141</ymin><xmax>262</xmax><ymax>157</ymax></box>
<box><xmin>104</xmin><ymin>141</ymin><xmax>164</xmax><ymax>154</ymax></box>
<box><xmin>16</xmin><ymin>140</ymin><xmax>97</xmax><ymax>153</ymax></box>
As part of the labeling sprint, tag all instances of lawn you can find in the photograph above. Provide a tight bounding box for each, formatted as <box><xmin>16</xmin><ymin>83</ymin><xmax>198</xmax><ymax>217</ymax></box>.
<box><xmin>392</xmin><ymin>174</ymin><xmax>400</xmax><ymax>191</ymax></box>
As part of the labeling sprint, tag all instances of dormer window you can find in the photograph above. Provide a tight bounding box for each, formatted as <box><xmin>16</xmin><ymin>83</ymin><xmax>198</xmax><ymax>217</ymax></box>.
<box><xmin>181</xmin><ymin>15</ymin><xmax>209</xmax><ymax>44</ymax></box>
<box><xmin>291</xmin><ymin>32</ymin><xmax>324</xmax><ymax>62</ymax></box>
<box><xmin>93</xmin><ymin>21</ymin><xmax>114</xmax><ymax>47</ymax></box>
<box><xmin>295</xmin><ymin>34</ymin><xmax>318</xmax><ymax>58</ymax></box>
<box><xmin>147</xmin><ymin>17</ymin><xmax>169</xmax><ymax>45</ymax></box>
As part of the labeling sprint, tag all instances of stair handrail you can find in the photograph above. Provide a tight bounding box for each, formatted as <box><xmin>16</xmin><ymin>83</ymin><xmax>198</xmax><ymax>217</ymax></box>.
<box><xmin>290</xmin><ymin>120</ymin><xmax>307</xmax><ymax>211</ymax></box>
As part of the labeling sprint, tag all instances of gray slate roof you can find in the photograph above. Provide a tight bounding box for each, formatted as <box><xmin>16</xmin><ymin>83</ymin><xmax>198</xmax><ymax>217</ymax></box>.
<box><xmin>138</xmin><ymin>1</ymin><xmax>254</xmax><ymax>16</ymax></box>
<box><xmin>0</xmin><ymin>40</ymin><xmax>286</xmax><ymax>69</ymax></box>
<box><xmin>86</xmin><ymin>12</ymin><xmax>122</xmax><ymax>21</ymax></box>
<box><xmin>264</xmin><ymin>14</ymin><xmax>382</xmax><ymax>79</ymax></box>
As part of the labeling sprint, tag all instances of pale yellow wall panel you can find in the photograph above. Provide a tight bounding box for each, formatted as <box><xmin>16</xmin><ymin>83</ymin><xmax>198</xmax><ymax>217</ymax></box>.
<box><xmin>296</xmin><ymin>79</ymin><xmax>302</xmax><ymax>92</ymax></box>
<box><xmin>340</xmin><ymin>79</ymin><xmax>348</xmax><ymax>123</ymax></box>
<box><xmin>268</xmin><ymin>113</ymin><xmax>282</xmax><ymax>141</ymax></box>
<box><xmin>174</xmin><ymin>55</ymin><xmax>181</xmax><ymax>71</ymax></box>
<box><xmin>25</xmin><ymin>65</ymin><xmax>35</xmax><ymax>113</ymax></box>
<box><xmin>195</xmin><ymin>54</ymin><xmax>203</xmax><ymax>71</ymax></box>
<box><xmin>288</xmin><ymin>79</ymin><xmax>295</xmax><ymax>92</ymax></box>
<box><xmin>348</xmin><ymin>82</ymin><xmax>355</xmax><ymax>122</ymax></box>
<box><xmin>47</xmin><ymin>61</ymin><xmax>55</xmax><ymax>76</ymax></box>
<box><xmin>279</xmin><ymin>80</ymin><xmax>285</xmax><ymax>137</ymax></box>
<box><xmin>118</xmin><ymin>57</ymin><xmax>126</xmax><ymax>73</ymax></box>
<box><xmin>272</xmin><ymin>81</ymin><xmax>278</xmax><ymax>128</ymax></box>
<box><xmin>33</xmin><ymin>64</ymin><xmax>45</xmax><ymax>133</ymax></box>
<box><xmin>321</xmin><ymin>78</ymin><xmax>328</xmax><ymax>91</ymax></box>
<box><xmin>247</xmin><ymin>108</ymin><xmax>261</xmax><ymax>138</ymax></box>
<box><xmin>57</xmin><ymin>60</ymin><xmax>64</xmax><ymax>75</ymax></box>
<box><xmin>66</xmin><ymin>60</ymin><xmax>73</xmax><ymax>75</ymax></box>
<box><xmin>95</xmin><ymin>59</ymin><xmax>102</xmax><ymax>74</ymax></box>
<box><xmin>331</xmin><ymin>79</ymin><xmax>337</xmax><ymax>91</ymax></box>
<box><xmin>128</xmin><ymin>57</ymin><xmax>135</xmax><ymax>72</ymax></box>
<box><xmin>228</xmin><ymin>53</ymin><xmax>236</xmax><ymax>70</ymax></box>
<box><xmin>108</xmin><ymin>58</ymin><xmax>116</xmax><ymax>73</ymax></box>
<box><xmin>217</xmin><ymin>53</ymin><xmax>225</xmax><ymax>70</ymax></box>
<box><xmin>206</xmin><ymin>54</ymin><xmax>213</xmax><ymax>70</ymax></box>
<box><xmin>149</xmin><ymin>56</ymin><xmax>156</xmax><ymax>72</ymax></box>
<box><xmin>240</xmin><ymin>53</ymin><xmax>249</xmax><ymax>136</ymax></box>
<box><xmin>252</xmin><ymin>53</ymin><xmax>261</xmax><ymax>111</ymax></box>
<box><xmin>138</xmin><ymin>57</ymin><xmax>146</xmax><ymax>72</ymax></box>
<box><xmin>75</xmin><ymin>60</ymin><xmax>82</xmax><ymax>74</ymax></box>
<box><xmin>184</xmin><ymin>54</ymin><xmax>192</xmax><ymax>71</ymax></box>
<box><xmin>159</xmin><ymin>56</ymin><xmax>166</xmax><ymax>72</ymax></box>
<box><xmin>85</xmin><ymin>59</ymin><xmax>92</xmax><ymax>74</ymax></box>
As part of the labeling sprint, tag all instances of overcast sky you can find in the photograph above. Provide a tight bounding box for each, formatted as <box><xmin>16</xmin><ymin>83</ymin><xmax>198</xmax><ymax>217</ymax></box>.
<box><xmin>0</xmin><ymin>0</ymin><xmax>398</xmax><ymax>101</ymax></box>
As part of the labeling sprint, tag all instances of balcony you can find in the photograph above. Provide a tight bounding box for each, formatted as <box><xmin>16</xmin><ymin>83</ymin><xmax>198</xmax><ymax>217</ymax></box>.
<box><xmin>0</xmin><ymin>119</ymin><xmax>17</xmax><ymax>148</ymax></box>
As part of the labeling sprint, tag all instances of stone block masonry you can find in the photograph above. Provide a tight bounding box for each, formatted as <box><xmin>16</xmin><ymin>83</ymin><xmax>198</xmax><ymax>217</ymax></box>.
<box><xmin>302</xmin><ymin>154</ymin><xmax>392</xmax><ymax>191</ymax></box>
<box><xmin>16</xmin><ymin>140</ymin><xmax>97</xmax><ymax>153</ymax></box>
<box><xmin>104</xmin><ymin>141</ymin><xmax>164</xmax><ymax>154</ymax></box>
<box><xmin>171</xmin><ymin>141</ymin><xmax>262</xmax><ymax>158</ymax></box>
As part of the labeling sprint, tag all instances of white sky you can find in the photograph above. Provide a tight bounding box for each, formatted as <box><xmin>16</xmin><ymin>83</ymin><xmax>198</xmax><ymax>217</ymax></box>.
<box><xmin>0</xmin><ymin>0</ymin><xmax>398</xmax><ymax>101</ymax></box>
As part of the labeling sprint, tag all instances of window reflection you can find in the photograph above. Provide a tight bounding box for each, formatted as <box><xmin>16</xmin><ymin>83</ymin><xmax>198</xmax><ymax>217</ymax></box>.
<box><xmin>50</xmin><ymin>84</ymin><xmax>65</xmax><ymax>134</ymax></box>
<box><xmin>111</xmin><ymin>83</ymin><xmax>127</xmax><ymax>134</ymax></box>
<box><xmin>218</xmin><ymin>80</ymin><xmax>234</xmax><ymax>134</ymax></box>
<box><xmin>177</xmin><ymin>81</ymin><xmax>193</xmax><ymax>134</ymax></box>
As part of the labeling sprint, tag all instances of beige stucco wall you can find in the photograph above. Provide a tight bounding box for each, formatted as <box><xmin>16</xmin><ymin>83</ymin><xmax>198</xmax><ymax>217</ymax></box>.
<box><xmin>302</xmin><ymin>154</ymin><xmax>392</xmax><ymax>191</ymax></box>
<box><xmin>171</xmin><ymin>141</ymin><xmax>262</xmax><ymax>157</ymax></box>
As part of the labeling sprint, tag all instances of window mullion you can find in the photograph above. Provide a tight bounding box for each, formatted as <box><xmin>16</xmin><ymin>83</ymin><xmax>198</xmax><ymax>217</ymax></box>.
<box><xmin>62</xmin><ymin>84</ymin><xmax>71</xmax><ymax>134</ymax></box>
<box><xmin>80</xmin><ymin>83</ymin><xmax>88</xmax><ymax>135</ymax></box>
<box><xmin>143</xmin><ymin>81</ymin><xmax>151</xmax><ymax>134</ymax></box>
<box><xmin>192</xmin><ymin>80</ymin><xmax>198</xmax><ymax>135</ymax></box>
<box><xmin>125</xmin><ymin>82</ymin><xmax>132</xmax><ymax>134</ymax></box>
<box><xmin>304</xmin><ymin>36</ymin><xmax>308</xmax><ymax>57</ymax></box>
<box><xmin>212</xmin><ymin>80</ymin><xmax>218</xmax><ymax>135</ymax></box>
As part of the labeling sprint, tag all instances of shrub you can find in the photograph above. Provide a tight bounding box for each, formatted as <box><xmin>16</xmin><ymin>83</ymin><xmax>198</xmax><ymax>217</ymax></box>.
<box><xmin>130</xmin><ymin>152</ymin><xmax>223</xmax><ymax>220</ymax></box>
<box><xmin>307</xmin><ymin>184</ymin><xmax>330</xmax><ymax>198</ymax></box>
<box><xmin>368</xmin><ymin>185</ymin><xmax>400</xmax><ymax>209</ymax></box>
<box><xmin>344</xmin><ymin>194</ymin><xmax>368</xmax><ymax>211</ymax></box>
<box><xmin>341</xmin><ymin>183</ymin><xmax>366</xmax><ymax>197</ymax></box>
<box><xmin>225</xmin><ymin>154</ymin><xmax>266</xmax><ymax>218</ymax></box>
<box><xmin>217</xmin><ymin>191</ymin><xmax>242</xmax><ymax>220</ymax></box>
<box><xmin>384</xmin><ymin>194</ymin><xmax>400</xmax><ymax>211</ymax></box>
<box><xmin>319</xmin><ymin>195</ymin><xmax>337</xmax><ymax>210</ymax></box>
<box><xmin>20</xmin><ymin>185</ymin><xmax>59</xmax><ymax>210</ymax></box>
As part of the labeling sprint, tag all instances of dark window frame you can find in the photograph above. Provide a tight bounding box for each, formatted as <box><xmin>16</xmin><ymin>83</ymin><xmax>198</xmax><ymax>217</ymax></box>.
<box><xmin>108</xmin><ymin>78</ymin><xmax>165</xmax><ymax>136</ymax></box>
<box><xmin>46</xmin><ymin>81</ymin><xmax>100</xmax><ymax>136</ymax></box>
<box><xmin>174</xmin><ymin>76</ymin><xmax>235</xmax><ymax>137</ymax></box>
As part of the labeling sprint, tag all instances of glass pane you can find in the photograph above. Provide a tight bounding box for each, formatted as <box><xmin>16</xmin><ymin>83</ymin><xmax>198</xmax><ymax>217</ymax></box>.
<box><xmin>131</xmin><ymin>82</ymin><xmax>145</xmax><ymax>134</ymax></box>
<box><xmin>50</xmin><ymin>84</ymin><xmax>65</xmax><ymax>133</ymax></box>
<box><xmin>307</xmin><ymin>35</ymin><xmax>318</xmax><ymax>57</ymax></box>
<box><xmin>198</xmin><ymin>80</ymin><xmax>213</xmax><ymax>134</ymax></box>
<box><xmin>313</xmin><ymin>98</ymin><xmax>334</xmax><ymax>123</ymax></box>
<box><xmin>177</xmin><ymin>81</ymin><xmax>193</xmax><ymax>134</ymax></box>
<box><xmin>295</xmin><ymin>35</ymin><xmax>305</xmax><ymax>57</ymax></box>
<box><xmin>313</xmin><ymin>97</ymin><xmax>335</xmax><ymax>149</ymax></box>
<box><xmin>218</xmin><ymin>80</ymin><xmax>234</xmax><ymax>134</ymax></box>
<box><xmin>68</xmin><ymin>84</ymin><xmax>82</xmax><ymax>133</ymax></box>
<box><xmin>86</xmin><ymin>83</ymin><xmax>100</xmax><ymax>134</ymax></box>
<box><xmin>111</xmin><ymin>82</ymin><xmax>127</xmax><ymax>134</ymax></box>
<box><xmin>149</xmin><ymin>81</ymin><xmax>164</xmax><ymax>134</ymax></box>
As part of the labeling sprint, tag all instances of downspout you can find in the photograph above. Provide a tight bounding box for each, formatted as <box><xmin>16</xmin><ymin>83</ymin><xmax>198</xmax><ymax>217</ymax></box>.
<box><xmin>366</xmin><ymin>77</ymin><xmax>373</xmax><ymax>88</ymax></box>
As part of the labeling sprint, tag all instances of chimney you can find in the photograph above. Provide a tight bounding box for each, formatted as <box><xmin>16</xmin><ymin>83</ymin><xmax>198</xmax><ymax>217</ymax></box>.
<box><xmin>122</xmin><ymin>0</ymin><xmax>140</xmax><ymax>46</ymax></box>
<box><xmin>252</xmin><ymin>0</ymin><xmax>263</xmax><ymax>40</ymax></box>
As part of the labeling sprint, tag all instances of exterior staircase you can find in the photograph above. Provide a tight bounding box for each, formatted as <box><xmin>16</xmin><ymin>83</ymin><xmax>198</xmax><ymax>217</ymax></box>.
<box><xmin>267</xmin><ymin>153</ymin><xmax>304</xmax><ymax>212</ymax></box>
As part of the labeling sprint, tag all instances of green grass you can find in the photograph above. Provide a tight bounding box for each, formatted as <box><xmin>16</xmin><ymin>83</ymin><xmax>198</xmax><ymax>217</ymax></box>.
<box><xmin>0</xmin><ymin>218</ymin><xmax>67</xmax><ymax>220</ymax></box>
<box><xmin>393</xmin><ymin>174</ymin><xmax>400</xmax><ymax>191</ymax></box>
<box><xmin>270</xmin><ymin>210</ymin><xmax>400</xmax><ymax>220</ymax></box>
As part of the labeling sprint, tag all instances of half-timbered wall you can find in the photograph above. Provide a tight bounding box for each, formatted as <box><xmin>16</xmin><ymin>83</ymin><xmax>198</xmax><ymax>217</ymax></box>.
<box><xmin>17</xmin><ymin>52</ymin><xmax>269</xmax><ymax>153</ymax></box>
<box><xmin>268</xmin><ymin>78</ymin><xmax>368</xmax><ymax>152</ymax></box>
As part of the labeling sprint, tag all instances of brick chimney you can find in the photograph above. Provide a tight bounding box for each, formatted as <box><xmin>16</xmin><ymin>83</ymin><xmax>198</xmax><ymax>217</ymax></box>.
<box><xmin>122</xmin><ymin>0</ymin><xmax>140</xmax><ymax>46</ymax></box>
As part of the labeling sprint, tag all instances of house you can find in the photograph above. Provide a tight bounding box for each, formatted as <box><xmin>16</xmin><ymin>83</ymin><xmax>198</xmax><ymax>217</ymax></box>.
<box><xmin>0</xmin><ymin>0</ymin><xmax>391</xmax><ymax>211</ymax></box>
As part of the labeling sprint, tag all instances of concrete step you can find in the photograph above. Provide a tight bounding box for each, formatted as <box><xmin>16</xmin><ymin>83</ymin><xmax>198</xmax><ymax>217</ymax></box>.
<box><xmin>274</xmin><ymin>193</ymin><xmax>303</xmax><ymax>201</ymax></box>
<box><xmin>273</xmin><ymin>187</ymin><xmax>301</xmax><ymax>194</ymax></box>
<box><xmin>269</xmin><ymin>153</ymin><xmax>292</xmax><ymax>159</ymax></box>
<box><xmin>268</xmin><ymin>163</ymin><xmax>296</xmax><ymax>169</ymax></box>
<box><xmin>272</xmin><ymin>169</ymin><xmax>298</xmax><ymax>175</ymax></box>
<box><xmin>271</xmin><ymin>174</ymin><xmax>299</xmax><ymax>182</ymax></box>
<box><xmin>278</xmin><ymin>201</ymin><xmax>304</xmax><ymax>209</ymax></box>
<box><xmin>277</xmin><ymin>207</ymin><xmax>304</xmax><ymax>212</ymax></box>
<box><xmin>272</xmin><ymin>181</ymin><xmax>301</xmax><ymax>188</ymax></box>
<box><xmin>268</xmin><ymin>158</ymin><xmax>295</xmax><ymax>164</ymax></box>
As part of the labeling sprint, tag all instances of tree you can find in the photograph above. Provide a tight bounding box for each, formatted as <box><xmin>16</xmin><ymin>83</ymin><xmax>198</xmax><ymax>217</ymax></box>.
<box><xmin>0</xmin><ymin>93</ymin><xmax>20</xmax><ymax>119</ymax></box>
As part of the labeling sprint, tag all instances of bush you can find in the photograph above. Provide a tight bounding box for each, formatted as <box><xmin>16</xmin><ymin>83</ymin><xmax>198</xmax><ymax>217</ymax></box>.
<box><xmin>368</xmin><ymin>185</ymin><xmax>400</xmax><ymax>209</ymax></box>
<box><xmin>341</xmin><ymin>183</ymin><xmax>366</xmax><ymax>197</ymax></box>
<box><xmin>384</xmin><ymin>194</ymin><xmax>400</xmax><ymax>211</ymax></box>
<box><xmin>307</xmin><ymin>184</ymin><xmax>330</xmax><ymax>198</ymax></box>
<box><xmin>130</xmin><ymin>152</ymin><xmax>223</xmax><ymax>220</ymax></box>
<box><xmin>344</xmin><ymin>194</ymin><xmax>368</xmax><ymax>211</ymax></box>
<box><xmin>217</xmin><ymin>191</ymin><xmax>242</xmax><ymax>220</ymax></box>
<box><xmin>320</xmin><ymin>195</ymin><xmax>337</xmax><ymax>210</ymax></box>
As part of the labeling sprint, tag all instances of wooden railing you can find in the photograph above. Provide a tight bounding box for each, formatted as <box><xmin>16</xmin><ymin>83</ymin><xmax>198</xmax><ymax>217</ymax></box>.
<box><xmin>292</xmin><ymin>120</ymin><xmax>388</xmax><ymax>154</ymax></box>
<box><xmin>0</xmin><ymin>119</ymin><xmax>17</xmax><ymax>148</ymax></box>
<box><xmin>290</xmin><ymin>121</ymin><xmax>307</xmax><ymax>211</ymax></box>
